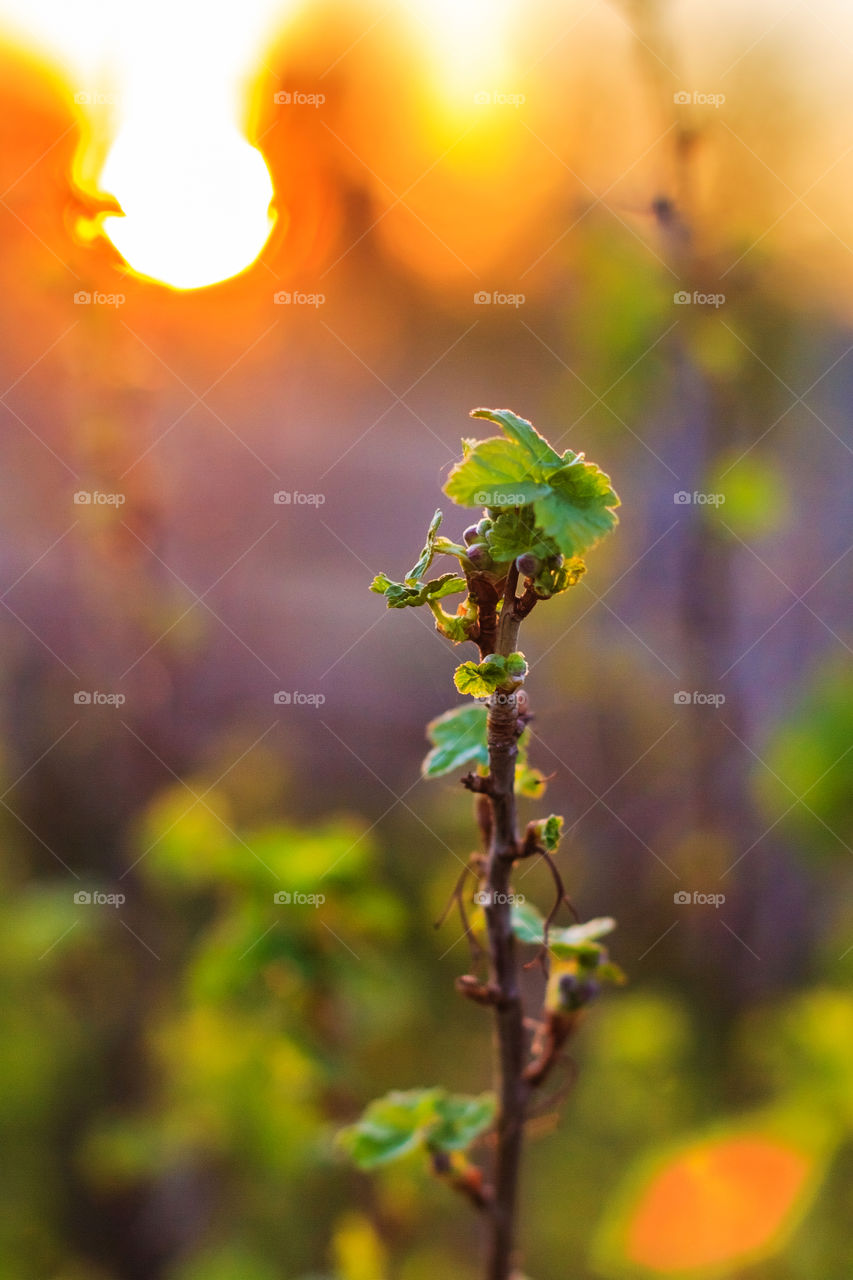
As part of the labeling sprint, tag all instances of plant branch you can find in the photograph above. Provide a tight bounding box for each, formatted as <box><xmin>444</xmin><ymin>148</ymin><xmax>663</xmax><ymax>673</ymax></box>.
<box><xmin>523</xmin><ymin>1011</ymin><xmax>576</xmax><ymax>1089</ymax></box>
<box><xmin>469</xmin><ymin>574</ymin><xmax>503</xmax><ymax>657</ymax></box>
<box><xmin>495</xmin><ymin>563</ymin><xmax>522</xmax><ymax>654</ymax></box>
<box><xmin>430</xmin><ymin>1150</ymin><xmax>494</xmax><ymax>1213</ymax></box>
<box><xmin>482</xmin><ymin>639</ymin><xmax>529</xmax><ymax>1279</ymax></box>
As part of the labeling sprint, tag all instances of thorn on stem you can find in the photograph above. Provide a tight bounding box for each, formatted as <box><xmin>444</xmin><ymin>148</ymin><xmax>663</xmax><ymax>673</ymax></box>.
<box><xmin>461</xmin><ymin>772</ymin><xmax>494</xmax><ymax>795</ymax></box>
<box><xmin>456</xmin><ymin>974</ymin><xmax>502</xmax><ymax>1006</ymax></box>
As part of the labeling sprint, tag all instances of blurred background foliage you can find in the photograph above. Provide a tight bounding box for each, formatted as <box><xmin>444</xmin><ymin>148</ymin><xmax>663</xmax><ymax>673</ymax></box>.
<box><xmin>0</xmin><ymin>0</ymin><xmax>851</xmax><ymax>1276</ymax></box>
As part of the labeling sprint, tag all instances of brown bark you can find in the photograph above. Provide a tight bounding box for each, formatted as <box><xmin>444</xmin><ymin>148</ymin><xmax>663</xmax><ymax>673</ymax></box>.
<box><xmin>482</xmin><ymin>563</ymin><xmax>530</xmax><ymax>1280</ymax></box>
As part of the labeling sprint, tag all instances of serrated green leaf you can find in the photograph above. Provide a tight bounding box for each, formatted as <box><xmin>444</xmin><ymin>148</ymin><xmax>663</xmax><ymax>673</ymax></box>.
<box><xmin>371</xmin><ymin>572</ymin><xmax>467</xmax><ymax>610</ymax></box>
<box><xmin>444</xmin><ymin>410</ymin><xmax>620</xmax><ymax>562</ymax></box>
<box><xmin>370</xmin><ymin>572</ymin><xmax>398</xmax><ymax>595</ymax></box>
<box><xmin>453</xmin><ymin>652</ymin><xmax>527</xmax><ymax>697</ymax></box>
<box><xmin>533</xmin><ymin>457</ymin><xmax>620</xmax><ymax>558</ymax></box>
<box><xmin>406</xmin><ymin>509</ymin><xmax>443</xmax><ymax>584</ymax></box>
<box><xmin>422</xmin><ymin>703</ymin><xmax>488</xmax><ymax>778</ymax></box>
<box><xmin>444</xmin><ymin>435</ymin><xmax>549</xmax><ymax>509</ymax></box>
<box><xmin>338</xmin><ymin>1088</ymin><xmax>496</xmax><ymax>1169</ymax></box>
<box><xmin>337</xmin><ymin>1089</ymin><xmax>443</xmax><ymax>1170</ymax></box>
<box><xmin>429</xmin><ymin>1093</ymin><xmax>497</xmax><ymax>1152</ymax></box>
<box><xmin>454</xmin><ymin>658</ymin><xmax>506</xmax><ymax>697</ymax></box>
<box><xmin>423</xmin><ymin>575</ymin><xmax>468</xmax><ymax>601</ymax></box>
<box><xmin>471</xmin><ymin>407</ymin><xmax>562</xmax><ymax>472</ymax></box>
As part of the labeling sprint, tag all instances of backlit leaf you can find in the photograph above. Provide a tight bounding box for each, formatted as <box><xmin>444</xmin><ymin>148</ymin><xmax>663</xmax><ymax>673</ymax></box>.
<box><xmin>422</xmin><ymin>703</ymin><xmax>488</xmax><ymax>778</ymax></box>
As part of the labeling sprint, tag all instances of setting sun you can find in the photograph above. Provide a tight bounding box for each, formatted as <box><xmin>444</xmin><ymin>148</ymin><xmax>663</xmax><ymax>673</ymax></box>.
<box><xmin>0</xmin><ymin>0</ymin><xmax>285</xmax><ymax>289</ymax></box>
<box><xmin>99</xmin><ymin>122</ymin><xmax>275</xmax><ymax>290</ymax></box>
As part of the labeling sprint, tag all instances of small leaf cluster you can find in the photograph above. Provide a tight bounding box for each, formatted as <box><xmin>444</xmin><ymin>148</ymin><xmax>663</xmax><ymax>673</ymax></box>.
<box><xmin>446</xmin><ymin>407</ymin><xmax>619</xmax><ymax>561</ymax></box>
<box><xmin>370</xmin><ymin>407</ymin><xmax>619</xmax><ymax>644</ymax></box>
<box><xmin>348</xmin><ymin>408</ymin><xmax>623</xmax><ymax>1220</ymax></box>
<box><xmin>338</xmin><ymin>1088</ymin><xmax>496</xmax><ymax>1170</ymax></box>
<box><xmin>509</xmin><ymin>900</ymin><xmax>625</xmax><ymax>1013</ymax></box>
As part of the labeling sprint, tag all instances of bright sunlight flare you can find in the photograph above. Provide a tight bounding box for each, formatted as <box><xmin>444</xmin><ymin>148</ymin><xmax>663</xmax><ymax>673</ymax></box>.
<box><xmin>0</xmin><ymin>0</ymin><xmax>285</xmax><ymax>290</ymax></box>
<box><xmin>98</xmin><ymin>123</ymin><xmax>274</xmax><ymax>291</ymax></box>
<box><xmin>0</xmin><ymin>0</ymin><xmax>522</xmax><ymax>288</ymax></box>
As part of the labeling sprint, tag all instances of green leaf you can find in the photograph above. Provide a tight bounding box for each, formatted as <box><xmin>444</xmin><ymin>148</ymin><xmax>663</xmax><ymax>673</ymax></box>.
<box><xmin>444</xmin><ymin>410</ymin><xmax>620</xmax><ymax>563</ymax></box>
<box><xmin>427</xmin><ymin>599</ymin><xmax>476</xmax><ymax>644</ymax></box>
<box><xmin>406</xmin><ymin>509</ymin><xmax>443</xmax><ymax>584</ymax></box>
<box><xmin>337</xmin><ymin>1089</ymin><xmax>443</xmax><ymax>1170</ymax></box>
<box><xmin>516</xmin><ymin>732</ymin><xmax>546</xmax><ymax>797</ymax></box>
<box><xmin>511</xmin><ymin>900</ymin><xmax>548</xmax><ymax>945</ymax></box>
<box><xmin>532</xmin><ymin>556</ymin><xmax>586</xmax><ymax>599</ymax></box>
<box><xmin>430</xmin><ymin>1093</ymin><xmax>497</xmax><ymax>1152</ymax></box>
<box><xmin>422</xmin><ymin>703</ymin><xmax>488</xmax><ymax>778</ymax></box>
<box><xmin>454</xmin><ymin>659</ymin><xmax>506</xmax><ymax>697</ymax></box>
<box><xmin>471</xmin><ymin>407</ymin><xmax>562</xmax><ymax>472</ymax></box>
<box><xmin>549</xmin><ymin>918</ymin><xmax>617</xmax><ymax>960</ymax></box>
<box><xmin>533</xmin><ymin>456</ymin><xmax>620</xmax><ymax>558</ymax></box>
<box><xmin>541</xmin><ymin>814</ymin><xmax>564</xmax><ymax>852</ymax></box>
<box><xmin>486</xmin><ymin>506</ymin><xmax>557</xmax><ymax>564</ymax></box>
<box><xmin>511</xmin><ymin>901</ymin><xmax>617</xmax><ymax>958</ymax></box>
<box><xmin>444</xmin><ymin>436</ymin><xmax>549</xmax><ymax>509</ymax></box>
<box><xmin>423</xmin><ymin>703</ymin><xmax>541</xmax><ymax>788</ymax></box>
<box><xmin>453</xmin><ymin>652</ymin><xmax>527</xmax><ymax>697</ymax></box>
<box><xmin>338</xmin><ymin>1088</ymin><xmax>496</xmax><ymax>1169</ymax></box>
<box><xmin>422</xmin><ymin>575</ymin><xmax>468</xmax><ymax>601</ymax></box>
<box><xmin>370</xmin><ymin>572</ymin><xmax>467</xmax><ymax>610</ymax></box>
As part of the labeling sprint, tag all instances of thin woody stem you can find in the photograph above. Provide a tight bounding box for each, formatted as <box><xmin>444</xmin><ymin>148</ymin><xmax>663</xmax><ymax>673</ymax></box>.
<box><xmin>483</xmin><ymin>559</ymin><xmax>529</xmax><ymax>1280</ymax></box>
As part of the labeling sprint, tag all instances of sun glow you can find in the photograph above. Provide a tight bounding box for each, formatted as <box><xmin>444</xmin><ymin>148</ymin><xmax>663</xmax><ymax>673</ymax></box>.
<box><xmin>0</xmin><ymin>0</ymin><xmax>286</xmax><ymax>290</ymax></box>
<box><xmin>98</xmin><ymin>121</ymin><xmax>274</xmax><ymax>290</ymax></box>
<box><xmin>0</xmin><ymin>0</ymin><xmax>526</xmax><ymax>289</ymax></box>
